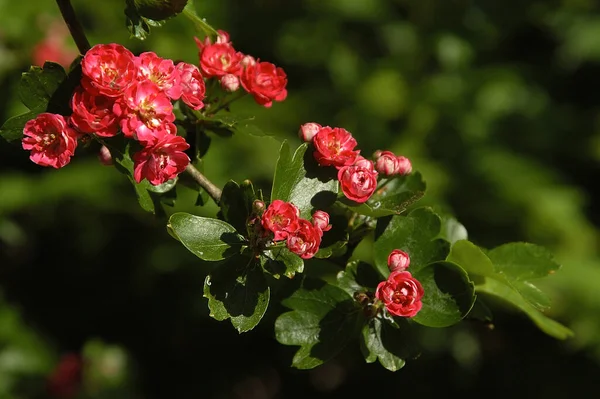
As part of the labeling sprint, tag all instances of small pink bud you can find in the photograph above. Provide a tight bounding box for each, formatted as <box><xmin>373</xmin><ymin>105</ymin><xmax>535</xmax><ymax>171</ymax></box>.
<box><xmin>241</xmin><ymin>55</ymin><xmax>256</xmax><ymax>67</ymax></box>
<box><xmin>396</xmin><ymin>156</ymin><xmax>412</xmax><ymax>175</ymax></box>
<box><xmin>220</xmin><ymin>73</ymin><xmax>240</xmax><ymax>92</ymax></box>
<box><xmin>373</xmin><ymin>150</ymin><xmax>383</xmax><ymax>159</ymax></box>
<box><xmin>387</xmin><ymin>249</ymin><xmax>410</xmax><ymax>272</ymax></box>
<box><xmin>298</xmin><ymin>122</ymin><xmax>322</xmax><ymax>142</ymax></box>
<box><xmin>312</xmin><ymin>210</ymin><xmax>332</xmax><ymax>232</ymax></box>
<box><xmin>98</xmin><ymin>145</ymin><xmax>113</xmax><ymax>166</ymax></box>
<box><xmin>374</xmin><ymin>150</ymin><xmax>400</xmax><ymax>176</ymax></box>
<box><xmin>252</xmin><ymin>199</ymin><xmax>266</xmax><ymax>214</ymax></box>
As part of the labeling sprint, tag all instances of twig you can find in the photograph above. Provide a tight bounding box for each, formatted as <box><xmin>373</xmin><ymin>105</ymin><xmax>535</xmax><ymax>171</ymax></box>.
<box><xmin>56</xmin><ymin>0</ymin><xmax>91</xmax><ymax>54</ymax></box>
<box><xmin>185</xmin><ymin>163</ymin><xmax>222</xmax><ymax>204</ymax></box>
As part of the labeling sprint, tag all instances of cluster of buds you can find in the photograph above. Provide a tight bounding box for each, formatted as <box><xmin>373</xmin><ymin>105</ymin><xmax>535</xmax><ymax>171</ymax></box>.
<box><xmin>375</xmin><ymin>250</ymin><xmax>424</xmax><ymax>317</ymax></box>
<box><xmin>22</xmin><ymin>31</ymin><xmax>288</xmax><ymax>185</ymax></box>
<box><xmin>259</xmin><ymin>200</ymin><xmax>331</xmax><ymax>259</ymax></box>
<box><xmin>299</xmin><ymin>123</ymin><xmax>412</xmax><ymax>204</ymax></box>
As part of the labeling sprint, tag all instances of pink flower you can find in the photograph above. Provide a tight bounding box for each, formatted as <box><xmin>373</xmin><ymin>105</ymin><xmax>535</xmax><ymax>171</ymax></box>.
<box><xmin>81</xmin><ymin>43</ymin><xmax>137</xmax><ymax>97</ymax></box>
<box><xmin>136</xmin><ymin>51</ymin><xmax>182</xmax><ymax>100</ymax></box>
<box><xmin>69</xmin><ymin>87</ymin><xmax>119</xmax><ymax>137</ymax></box>
<box><xmin>195</xmin><ymin>35</ymin><xmax>243</xmax><ymax>78</ymax></box>
<box><xmin>113</xmin><ymin>80</ymin><xmax>175</xmax><ymax>143</ymax></box>
<box><xmin>313</xmin><ymin>127</ymin><xmax>360</xmax><ymax>168</ymax></box>
<box><xmin>286</xmin><ymin>218</ymin><xmax>322</xmax><ymax>259</ymax></box>
<box><xmin>375</xmin><ymin>271</ymin><xmax>424</xmax><ymax>317</ymax></box>
<box><xmin>387</xmin><ymin>249</ymin><xmax>410</xmax><ymax>272</ymax></box>
<box><xmin>240</xmin><ymin>61</ymin><xmax>288</xmax><ymax>107</ymax></box>
<box><xmin>176</xmin><ymin>62</ymin><xmax>206</xmax><ymax>110</ymax></box>
<box><xmin>312</xmin><ymin>210</ymin><xmax>332</xmax><ymax>233</ymax></box>
<box><xmin>374</xmin><ymin>150</ymin><xmax>401</xmax><ymax>176</ymax></box>
<box><xmin>396</xmin><ymin>156</ymin><xmax>413</xmax><ymax>175</ymax></box>
<box><xmin>298</xmin><ymin>122</ymin><xmax>321</xmax><ymax>142</ymax></box>
<box><xmin>133</xmin><ymin>134</ymin><xmax>190</xmax><ymax>185</ymax></box>
<box><xmin>261</xmin><ymin>200</ymin><xmax>300</xmax><ymax>241</ymax></box>
<box><xmin>220</xmin><ymin>73</ymin><xmax>240</xmax><ymax>92</ymax></box>
<box><xmin>22</xmin><ymin>113</ymin><xmax>79</xmax><ymax>168</ymax></box>
<box><xmin>337</xmin><ymin>159</ymin><xmax>378</xmax><ymax>203</ymax></box>
<box><xmin>97</xmin><ymin>145</ymin><xmax>113</xmax><ymax>166</ymax></box>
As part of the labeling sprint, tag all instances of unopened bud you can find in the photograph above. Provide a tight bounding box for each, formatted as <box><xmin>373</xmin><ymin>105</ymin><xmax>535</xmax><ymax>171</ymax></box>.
<box><xmin>220</xmin><ymin>74</ymin><xmax>240</xmax><ymax>92</ymax></box>
<box><xmin>298</xmin><ymin>122</ymin><xmax>322</xmax><ymax>142</ymax></box>
<box><xmin>387</xmin><ymin>249</ymin><xmax>410</xmax><ymax>272</ymax></box>
<box><xmin>312</xmin><ymin>210</ymin><xmax>332</xmax><ymax>232</ymax></box>
<box><xmin>396</xmin><ymin>156</ymin><xmax>412</xmax><ymax>175</ymax></box>
<box><xmin>98</xmin><ymin>145</ymin><xmax>113</xmax><ymax>166</ymax></box>
<box><xmin>241</xmin><ymin>55</ymin><xmax>256</xmax><ymax>67</ymax></box>
<box><xmin>252</xmin><ymin>200</ymin><xmax>266</xmax><ymax>215</ymax></box>
<box><xmin>374</xmin><ymin>150</ymin><xmax>400</xmax><ymax>176</ymax></box>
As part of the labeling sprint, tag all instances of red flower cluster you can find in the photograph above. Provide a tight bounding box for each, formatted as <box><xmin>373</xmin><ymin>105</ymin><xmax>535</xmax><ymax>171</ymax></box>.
<box><xmin>196</xmin><ymin>30</ymin><xmax>287</xmax><ymax>107</ymax></box>
<box><xmin>299</xmin><ymin>122</ymin><xmax>413</xmax><ymax>203</ymax></box>
<box><xmin>260</xmin><ymin>200</ymin><xmax>331</xmax><ymax>259</ymax></box>
<box><xmin>375</xmin><ymin>250</ymin><xmax>423</xmax><ymax>317</ymax></box>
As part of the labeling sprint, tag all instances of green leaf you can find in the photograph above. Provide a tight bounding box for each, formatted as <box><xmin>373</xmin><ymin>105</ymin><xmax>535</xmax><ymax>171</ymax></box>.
<box><xmin>168</xmin><ymin>212</ymin><xmax>245</xmax><ymax>261</ymax></box>
<box><xmin>439</xmin><ymin>215</ymin><xmax>468</xmax><ymax>244</ymax></box>
<box><xmin>275</xmin><ymin>279</ymin><xmax>363</xmax><ymax>369</ymax></box>
<box><xmin>374</xmin><ymin>207</ymin><xmax>450</xmax><ymax>277</ymax></box>
<box><xmin>411</xmin><ymin>261</ymin><xmax>476</xmax><ymax>327</ymax></box>
<box><xmin>146</xmin><ymin>177</ymin><xmax>178</xmax><ymax>194</ymax></box>
<box><xmin>219</xmin><ymin>180</ymin><xmax>257</xmax><ymax>235</ymax></box>
<box><xmin>19</xmin><ymin>62</ymin><xmax>67</xmax><ymax>111</ymax></box>
<box><xmin>341</xmin><ymin>172</ymin><xmax>426</xmax><ymax>217</ymax></box>
<box><xmin>360</xmin><ymin>318</ymin><xmax>418</xmax><ymax>371</ymax></box>
<box><xmin>261</xmin><ymin>246</ymin><xmax>304</xmax><ymax>279</ymax></box>
<box><xmin>202</xmin><ymin>114</ymin><xmax>268</xmax><ymax>137</ymax></box>
<box><xmin>111</xmin><ymin>142</ymin><xmax>156</xmax><ymax>214</ymax></box>
<box><xmin>204</xmin><ymin>256</ymin><xmax>270</xmax><ymax>332</ymax></box>
<box><xmin>271</xmin><ymin>141</ymin><xmax>339</xmax><ymax>219</ymax></box>
<box><xmin>0</xmin><ymin>110</ymin><xmax>42</xmax><ymax>142</ymax></box>
<box><xmin>447</xmin><ymin>239</ymin><xmax>496</xmax><ymax>278</ymax></box>
<box><xmin>125</xmin><ymin>0</ymin><xmax>165</xmax><ymax>40</ymax></box>
<box><xmin>336</xmin><ymin>260</ymin><xmax>383</xmax><ymax>297</ymax></box>
<box><xmin>487</xmin><ymin>242</ymin><xmax>561</xmax><ymax>281</ymax></box>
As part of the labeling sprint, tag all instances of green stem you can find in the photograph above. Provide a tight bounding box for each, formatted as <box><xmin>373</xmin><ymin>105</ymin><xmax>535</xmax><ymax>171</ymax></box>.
<box><xmin>56</xmin><ymin>0</ymin><xmax>91</xmax><ymax>54</ymax></box>
<box><xmin>182</xmin><ymin>2</ymin><xmax>219</xmax><ymax>38</ymax></box>
<box><xmin>185</xmin><ymin>163</ymin><xmax>222</xmax><ymax>204</ymax></box>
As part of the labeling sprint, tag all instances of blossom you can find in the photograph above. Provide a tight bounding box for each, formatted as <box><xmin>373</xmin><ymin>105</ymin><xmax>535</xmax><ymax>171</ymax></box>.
<box><xmin>135</xmin><ymin>51</ymin><xmax>182</xmax><ymax>100</ymax></box>
<box><xmin>81</xmin><ymin>43</ymin><xmax>137</xmax><ymax>97</ymax></box>
<box><xmin>195</xmin><ymin>34</ymin><xmax>243</xmax><ymax>78</ymax></box>
<box><xmin>313</xmin><ymin>127</ymin><xmax>360</xmax><ymax>168</ymax></box>
<box><xmin>22</xmin><ymin>113</ymin><xmax>79</xmax><ymax>168</ymax></box>
<box><xmin>70</xmin><ymin>86</ymin><xmax>119</xmax><ymax>137</ymax></box>
<box><xmin>113</xmin><ymin>80</ymin><xmax>175</xmax><ymax>143</ymax></box>
<box><xmin>261</xmin><ymin>200</ymin><xmax>300</xmax><ymax>241</ymax></box>
<box><xmin>374</xmin><ymin>150</ymin><xmax>401</xmax><ymax>176</ymax></box>
<box><xmin>387</xmin><ymin>249</ymin><xmax>410</xmax><ymax>272</ymax></box>
<box><xmin>133</xmin><ymin>134</ymin><xmax>190</xmax><ymax>185</ymax></box>
<box><xmin>396</xmin><ymin>156</ymin><xmax>413</xmax><ymax>175</ymax></box>
<box><xmin>240</xmin><ymin>61</ymin><xmax>288</xmax><ymax>107</ymax></box>
<box><xmin>375</xmin><ymin>270</ymin><xmax>424</xmax><ymax>317</ymax></box>
<box><xmin>298</xmin><ymin>122</ymin><xmax>321</xmax><ymax>142</ymax></box>
<box><xmin>176</xmin><ymin>62</ymin><xmax>206</xmax><ymax>110</ymax></box>
<box><xmin>312</xmin><ymin>210</ymin><xmax>332</xmax><ymax>234</ymax></box>
<box><xmin>337</xmin><ymin>158</ymin><xmax>378</xmax><ymax>203</ymax></box>
<box><xmin>286</xmin><ymin>218</ymin><xmax>322</xmax><ymax>259</ymax></box>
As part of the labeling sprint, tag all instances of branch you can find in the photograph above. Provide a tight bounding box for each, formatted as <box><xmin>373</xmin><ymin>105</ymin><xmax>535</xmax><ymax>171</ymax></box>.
<box><xmin>56</xmin><ymin>0</ymin><xmax>91</xmax><ymax>54</ymax></box>
<box><xmin>185</xmin><ymin>163</ymin><xmax>222</xmax><ymax>204</ymax></box>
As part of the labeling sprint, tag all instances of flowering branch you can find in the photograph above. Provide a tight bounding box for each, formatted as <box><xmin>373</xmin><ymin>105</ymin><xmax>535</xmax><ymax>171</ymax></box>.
<box><xmin>56</xmin><ymin>0</ymin><xmax>91</xmax><ymax>54</ymax></box>
<box><xmin>185</xmin><ymin>164</ymin><xmax>222</xmax><ymax>203</ymax></box>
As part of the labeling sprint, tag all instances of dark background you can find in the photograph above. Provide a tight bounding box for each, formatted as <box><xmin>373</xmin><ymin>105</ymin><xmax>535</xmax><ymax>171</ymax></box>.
<box><xmin>1</xmin><ymin>0</ymin><xmax>600</xmax><ymax>398</ymax></box>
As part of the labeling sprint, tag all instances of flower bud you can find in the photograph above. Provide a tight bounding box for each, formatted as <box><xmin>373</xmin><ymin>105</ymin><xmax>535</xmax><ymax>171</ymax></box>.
<box><xmin>220</xmin><ymin>74</ymin><xmax>240</xmax><ymax>92</ymax></box>
<box><xmin>241</xmin><ymin>55</ymin><xmax>256</xmax><ymax>67</ymax></box>
<box><xmin>312</xmin><ymin>210</ymin><xmax>332</xmax><ymax>232</ymax></box>
<box><xmin>298</xmin><ymin>122</ymin><xmax>321</xmax><ymax>142</ymax></box>
<box><xmin>252</xmin><ymin>199</ymin><xmax>266</xmax><ymax>215</ymax></box>
<box><xmin>396</xmin><ymin>156</ymin><xmax>413</xmax><ymax>175</ymax></box>
<box><xmin>131</xmin><ymin>0</ymin><xmax>189</xmax><ymax>21</ymax></box>
<box><xmin>374</xmin><ymin>150</ymin><xmax>400</xmax><ymax>176</ymax></box>
<box><xmin>98</xmin><ymin>145</ymin><xmax>113</xmax><ymax>166</ymax></box>
<box><xmin>387</xmin><ymin>249</ymin><xmax>410</xmax><ymax>272</ymax></box>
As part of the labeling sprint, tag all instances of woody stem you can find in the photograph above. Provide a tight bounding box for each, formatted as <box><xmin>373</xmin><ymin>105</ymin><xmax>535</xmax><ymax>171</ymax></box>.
<box><xmin>56</xmin><ymin>0</ymin><xmax>91</xmax><ymax>54</ymax></box>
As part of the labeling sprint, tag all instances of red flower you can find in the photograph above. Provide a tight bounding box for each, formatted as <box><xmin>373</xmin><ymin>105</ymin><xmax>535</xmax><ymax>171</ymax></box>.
<box><xmin>22</xmin><ymin>113</ymin><xmax>78</xmax><ymax>168</ymax></box>
<box><xmin>240</xmin><ymin>61</ymin><xmax>288</xmax><ymax>107</ymax></box>
<box><xmin>70</xmin><ymin>86</ymin><xmax>119</xmax><ymax>137</ymax></box>
<box><xmin>136</xmin><ymin>51</ymin><xmax>182</xmax><ymax>100</ymax></box>
<box><xmin>375</xmin><ymin>271</ymin><xmax>424</xmax><ymax>317</ymax></box>
<box><xmin>195</xmin><ymin>35</ymin><xmax>243</xmax><ymax>78</ymax></box>
<box><xmin>133</xmin><ymin>134</ymin><xmax>190</xmax><ymax>185</ymax></box>
<box><xmin>81</xmin><ymin>43</ymin><xmax>137</xmax><ymax>97</ymax></box>
<box><xmin>261</xmin><ymin>200</ymin><xmax>300</xmax><ymax>241</ymax></box>
<box><xmin>312</xmin><ymin>210</ymin><xmax>332</xmax><ymax>234</ymax></box>
<box><xmin>176</xmin><ymin>62</ymin><xmax>206</xmax><ymax>110</ymax></box>
<box><xmin>337</xmin><ymin>158</ymin><xmax>378</xmax><ymax>203</ymax></box>
<box><xmin>286</xmin><ymin>218</ymin><xmax>322</xmax><ymax>259</ymax></box>
<box><xmin>387</xmin><ymin>249</ymin><xmax>410</xmax><ymax>272</ymax></box>
<box><xmin>46</xmin><ymin>353</ymin><xmax>83</xmax><ymax>399</ymax></box>
<box><xmin>313</xmin><ymin>127</ymin><xmax>360</xmax><ymax>168</ymax></box>
<box><xmin>113</xmin><ymin>80</ymin><xmax>175</xmax><ymax>143</ymax></box>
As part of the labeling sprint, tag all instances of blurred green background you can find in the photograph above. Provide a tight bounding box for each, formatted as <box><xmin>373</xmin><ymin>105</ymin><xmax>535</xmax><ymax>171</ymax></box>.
<box><xmin>1</xmin><ymin>0</ymin><xmax>600</xmax><ymax>397</ymax></box>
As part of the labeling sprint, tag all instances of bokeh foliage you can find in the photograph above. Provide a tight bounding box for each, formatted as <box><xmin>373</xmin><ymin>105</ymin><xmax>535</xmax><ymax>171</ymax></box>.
<box><xmin>1</xmin><ymin>0</ymin><xmax>600</xmax><ymax>397</ymax></box>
